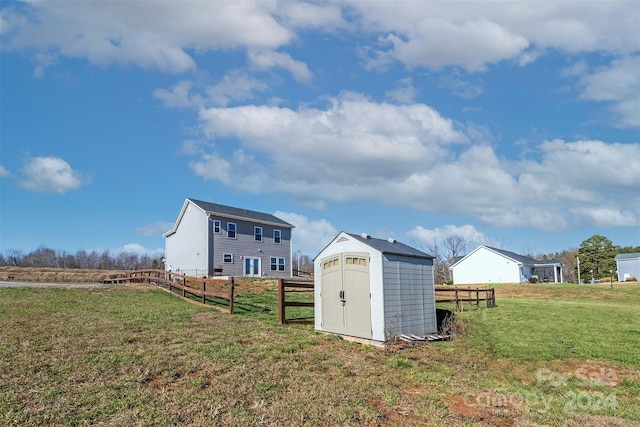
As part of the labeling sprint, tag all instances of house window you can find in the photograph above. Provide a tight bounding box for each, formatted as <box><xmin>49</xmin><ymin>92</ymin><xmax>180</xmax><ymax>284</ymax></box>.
<box><xmin>227</xmin><ymin>222</ymin><xmax>236</xmax><ymax>239</ymax></box>
<box><xmin>254</xmin><ymin>226</ymin><xmax>263</xmax><ymax>242</ymax></box>
<box><xmin>271</xmin><ymin>257</ymin><xmax>285</xmax><ymax>271</ymax></box>
<box><xmin>273</xmin><ymin>229</ymin><xmax>281</xmax><ymax>244</ymax></box>
<box><xmin>213</xmin><ymin>220</ymin><xmax>221</xmax><ymax>234</ymax></box>
<box><xmin>223</xmin><ymin>253</ymin><xmax>233</xmax><ymax>263</ymax></box>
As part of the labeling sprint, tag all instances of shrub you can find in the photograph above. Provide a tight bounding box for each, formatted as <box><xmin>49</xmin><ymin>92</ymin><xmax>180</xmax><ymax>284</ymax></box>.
<box><xmin>529</xmin><ymin>277</ymin><xmax>538</xmax><ymax>283</ymax></box>
<box><xmin>627</xmin><ymin>276</ymin><xmax>637</xmax><ymax>282</ymax></box>
<box><xmin>446</xmin><ymin>280</ymin><xmax>454</xmax><ymax>286</ymax></box>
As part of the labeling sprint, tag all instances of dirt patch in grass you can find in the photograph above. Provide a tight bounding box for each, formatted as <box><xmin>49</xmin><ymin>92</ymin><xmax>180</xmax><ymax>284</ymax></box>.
<box><xmin>448</xmin><ymin>394</ymin><xmax>523</xmax><ymax>426</ymax></box>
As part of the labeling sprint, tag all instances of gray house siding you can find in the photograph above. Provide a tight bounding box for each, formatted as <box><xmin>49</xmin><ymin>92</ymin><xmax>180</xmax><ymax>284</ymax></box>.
<box><xmin>165</xmin><ymin>198</ymin><xmax>293</xmax><ymax>278</ymax></box>
<box><xmin>382</xmin><ymin>255</ymin><xmax>436</xmax><ymax>340</ymax></box>
<box><xmin>211</xmin><ymin>216</ymin><xmax>292</xmax><ymax>277</ymax></box>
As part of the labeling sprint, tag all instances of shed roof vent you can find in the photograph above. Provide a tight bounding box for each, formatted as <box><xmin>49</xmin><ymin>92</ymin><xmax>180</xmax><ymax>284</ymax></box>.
<box><xmin>361</xmin><ymin>233</ymin><xmax>371</xmax><ymax>239</ymax></box>
<box><xmin>387</xmin><ymin>238</ymin><xmax>397</xmax><ymax>243</ymax></box>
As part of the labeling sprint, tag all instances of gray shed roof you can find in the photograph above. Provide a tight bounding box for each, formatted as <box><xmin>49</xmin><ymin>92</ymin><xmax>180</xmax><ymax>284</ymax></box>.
<box><xmin>346</xmin><ymin>232</ymin><xmax>434</xmax><ymax>259</ymax></box>
<box><xmin>188</xmin><ymin>198</ymin><xmax>294</xmax><ymax>228</ymax></box>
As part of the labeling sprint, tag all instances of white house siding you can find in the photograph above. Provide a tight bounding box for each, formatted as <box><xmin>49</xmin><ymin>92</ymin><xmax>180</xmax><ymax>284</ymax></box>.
<box><xmin>616</xmin><ymin>255</ymin><xmax>640</xmax><ymax>281</ymax></box>
<box><xmin>452</xmin><ymin>247</ymin><xmax>520</xmax><ymax>285</ymax></box>
<box><xmin>382</xmin><ymin>255</ymin><xmax>436</xmax><ymax>340</ymax></box>
<box><xmin>165</xmin><ymin>202</ymin><xmax>209</xmax><ymax>276</ymax></box>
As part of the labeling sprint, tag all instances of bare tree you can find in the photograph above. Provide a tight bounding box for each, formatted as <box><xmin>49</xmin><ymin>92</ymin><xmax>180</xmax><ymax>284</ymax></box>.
<box><xmin>7</xmin><ymin>249</ymin><xmax>24</xmax><ymax>266</ymax></box>
<box><xmin>443</xmin><ymin>235</ymin><xmax>468</xmax><ymax>260</ymax></box>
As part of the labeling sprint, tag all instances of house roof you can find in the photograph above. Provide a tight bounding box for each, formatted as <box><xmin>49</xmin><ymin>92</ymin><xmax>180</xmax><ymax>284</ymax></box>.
<box><xmin>450</xmin><ymin>245</ymin><xmax>563</xmax><ymax>269</ymax></box>
<box><xmin>188</xmin><ymin>198</ymin><xmax>294</xmax><ymax>228</ymax></box>
<box><xmin>164</xmin><ymin>198</ymin><xmax>294</xmax><ymax>237</ymax></box>
<box><xmin>615</xmin><ymin>252</ymin><xmax>640</xmax><ymax>260</ymax></box>
<box><xmin>345</xmin><ymin>232</ymin><xmax>434</xmax><ymax>259</ymax></box>
<box><xmin>485</xmin><ymin>246</ymin><xmax>537</xmax><ymax>264</ymax></box>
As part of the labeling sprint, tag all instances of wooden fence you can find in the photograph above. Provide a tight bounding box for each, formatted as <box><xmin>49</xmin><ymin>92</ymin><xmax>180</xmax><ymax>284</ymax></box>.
<box><xmin>278</xmin><ymin>278</ymin><xmax>314</xmax><ymax>324</ymax></box>
<box><xmin>106</xmin><ymin>269</ymin><xmax>235</xmax><ymax>313</ymax></box>
<box><xmin>434</xmin><ymin>286</ymin><xmax>496</xmax><ymax>311</ymax></box>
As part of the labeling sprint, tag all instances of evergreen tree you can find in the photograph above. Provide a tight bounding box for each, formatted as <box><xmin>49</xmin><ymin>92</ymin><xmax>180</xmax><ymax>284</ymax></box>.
<box><xmin>577</xmin><ymin>235</ymin><xmax>618</xmax><ymax>281</ymax></box>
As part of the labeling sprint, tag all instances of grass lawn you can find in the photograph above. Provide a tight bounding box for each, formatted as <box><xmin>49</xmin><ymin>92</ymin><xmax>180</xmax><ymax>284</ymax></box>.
<box><xmin>1</xmin><ymin>281</ymin><xmax>638</xmax><ymax>426</ymax></box>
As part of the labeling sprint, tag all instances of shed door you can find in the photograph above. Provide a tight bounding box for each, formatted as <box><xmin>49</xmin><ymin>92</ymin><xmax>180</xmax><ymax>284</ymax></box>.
<box><xmin>321</xmin><ymin>252</ymin><xmax>372</xmax><ymax>339</ymax></box>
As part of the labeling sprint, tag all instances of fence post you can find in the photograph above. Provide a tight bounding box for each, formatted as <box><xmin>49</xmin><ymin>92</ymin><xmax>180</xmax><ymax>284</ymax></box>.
<box><xmin>182</xmin><ymin>276</ymin><xmax>186</xmax><ymax>297</ymax></box>
<box><xmin>202</xmin><ymin>281</ymin><xmax>206</xmax><ymax>305</ymax></box>
<box><xmin>228</xmin><ymin>278</ymin><xmax>235</xmax><ymax>314</ymax></box>
<box><xmin>278</xmin><ymin>279</ymin><xmax>285</xmax><ymax>324</ymax></box>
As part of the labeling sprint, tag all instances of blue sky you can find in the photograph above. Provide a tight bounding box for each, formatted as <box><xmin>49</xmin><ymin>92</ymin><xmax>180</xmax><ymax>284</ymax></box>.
<box><xmin>1</xmin><ymin>0</ymin><xmax>639</xmax><ymax>259</ymax></box>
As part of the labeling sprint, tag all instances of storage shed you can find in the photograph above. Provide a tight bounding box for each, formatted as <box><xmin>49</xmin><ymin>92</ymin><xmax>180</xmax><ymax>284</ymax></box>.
<box><xmin>314</xmin><ymin>232</ymin><xmax>437</xmax><ymax>346</ymax></box>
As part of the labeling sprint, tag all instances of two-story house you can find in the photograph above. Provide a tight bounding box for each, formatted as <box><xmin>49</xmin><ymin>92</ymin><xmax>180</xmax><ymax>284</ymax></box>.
<box><xmin>163</xmin><ymin>198</ymin><xmax>294</xmax><ymax>278</ymax></box>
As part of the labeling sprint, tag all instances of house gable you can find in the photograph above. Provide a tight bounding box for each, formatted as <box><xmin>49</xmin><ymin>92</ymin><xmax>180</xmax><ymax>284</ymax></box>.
<box><xmin>164</xmin><ymin>198</ymin><xmax>293</xmax><ymax>278</ymax></box>
<box><xmin>450</xmin><ymin>245</ymin><xmax>563</xmax><ymax>285</ymax></box>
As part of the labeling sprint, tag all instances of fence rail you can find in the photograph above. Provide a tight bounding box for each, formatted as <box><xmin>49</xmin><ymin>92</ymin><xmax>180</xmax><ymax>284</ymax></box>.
<box><xmin>278</xmin><ymin>278</ymin><xmax>314</xmax><ymax>324</ymax></box>
<box><xmin>434</xmin><ymin>286</ymin><xmax>496</xmax><ymax>311</ymax></box>
<box><xmin>105</xmin><ymin>269</ymin><xmax>235</xmax><ymax>313</ymax></box>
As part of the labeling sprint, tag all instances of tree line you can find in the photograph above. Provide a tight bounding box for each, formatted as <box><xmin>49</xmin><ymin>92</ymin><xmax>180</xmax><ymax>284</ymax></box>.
<box><xmin>0</xmin><ymin>247</ymin><xmax>162</xmax><ymax>271</ymax></box>
<box><xmin>2</xmin><ymin>234</ymin><xmax>636</xmax><ymax>282</ymax></box>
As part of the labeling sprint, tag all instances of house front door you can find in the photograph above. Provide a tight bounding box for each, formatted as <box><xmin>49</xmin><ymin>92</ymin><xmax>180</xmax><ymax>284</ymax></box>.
<box><xmin>244</xmin><ymin>257</ymin><xmax>261</xmax><ymax>277</ymax></box>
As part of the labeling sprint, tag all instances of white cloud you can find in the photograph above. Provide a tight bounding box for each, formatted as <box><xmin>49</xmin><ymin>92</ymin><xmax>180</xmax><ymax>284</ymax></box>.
<box><xmin>408</xmin><ymin>224</ymin><xmax>492</xmax><ymax>249</ymax></box>
<box><xmin>276</xmin><ymin>1</ymin><xmax>348</xmax><ymax>31</ymax></box>
<box><xmin>349</xmin><ymin>1</ymin><xmax>639</xmax><ymax>70</ymax></box>
<box><xmin>273</xmin><ymin>211</ymin><xmax>337</xmax><ymax>255</ymax></box>
<box><xmin>136</xmin><ymin>221</ymin><xmax>174</xmax><ymax>237</ymax></box>
<box><xmin>438</xmin><ymin>71</ymin><xmax>484</xmax><ymax>99</ymax></box>
<box><xmin>186</xmin><ymin>94</ymin><xmax>638</xmax><ymax>231</ymax></box>
<box><xmin>561</xmin><ymin>59</ymin><xmax>589</xmax><ymax>77</ymax></box>
<box><xmin>3</xmin><ymin>1</ymin><xmax>638</xmax><ymax>77</ymax></box>
<box><xmin>206</xmin><ymin>71</ymin><xmax>270</xmax><ymax>106</ymax></box>
<box><xmin>3</xmin><ymin>1</ymin><xmax>292</xmax><ymax>73</ymax></box>
<box><xmin>116</xmin><ymin>243</ymin><xmax>164</xmax><ymax>257</ymax></box>
<box><xmin>19</xmin><ymin>156</ymin><xmax>90</xmax><ymax>194</ymax></box>
<box><xmin>376</xmin><ymin>18</ymin><xmax>529</xmax><ymax>72</ymax></box>
<box><xmin>385</xmin><ymin>78</ymin><xmax>418</xmax><ymax>104</ymax></box>
<box><xmin>577</xmin><ymin>55</ymin><xmax>640</xmax><ymax>128</ymax></box>
<box><xmin>0</xmin><ymin>165</ymin><xmax>9</xmax><ymax>178</ymax></box>
<box><xmin>154</xmin><ymin>80</ymin><xmax>195</xmax><ymax>109</ymax></box>
<box><xmin>248</xmin><ymin>49</ymin><xmax>312</xmax><ymax>83</ymax></box>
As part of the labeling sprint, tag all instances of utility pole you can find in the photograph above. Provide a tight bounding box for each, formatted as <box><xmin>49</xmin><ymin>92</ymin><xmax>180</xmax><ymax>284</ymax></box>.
<box><xmin>576</xmin><ymin>257</ymin><xmax>581</xmax><ymax>284</ymax></box>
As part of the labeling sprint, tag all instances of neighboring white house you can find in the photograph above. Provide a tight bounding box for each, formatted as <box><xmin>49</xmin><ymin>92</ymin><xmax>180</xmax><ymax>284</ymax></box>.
<box><xmin>449</xmin><ymin>245</ymin><xmax>564</xmax><ymax>285</ymax></box>
<box><xmin>615</xmin><ymin>252</ymin><xmax>640</xmax><ymax>282</ymax></box>
<box><xmin>164</xmin><ymin>198</ymin><xmax>294</xmax><ymax>278</ymax></box>
<box><xmin>314</xmin><ymin>232</ymin><xmax>437</xmax><ymax>346</ymax></box>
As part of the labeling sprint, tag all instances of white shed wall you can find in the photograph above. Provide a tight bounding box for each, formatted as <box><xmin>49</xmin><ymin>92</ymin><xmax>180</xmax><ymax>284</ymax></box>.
<box><xmin>452</xmin><ymin>247</ymin><xmax>520</xmax><ymax>285</ymax></box>
<box><xmin>165</xmin><ymin>202</ymin><xmax>209</xmax><ymax>275</ymax></box>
